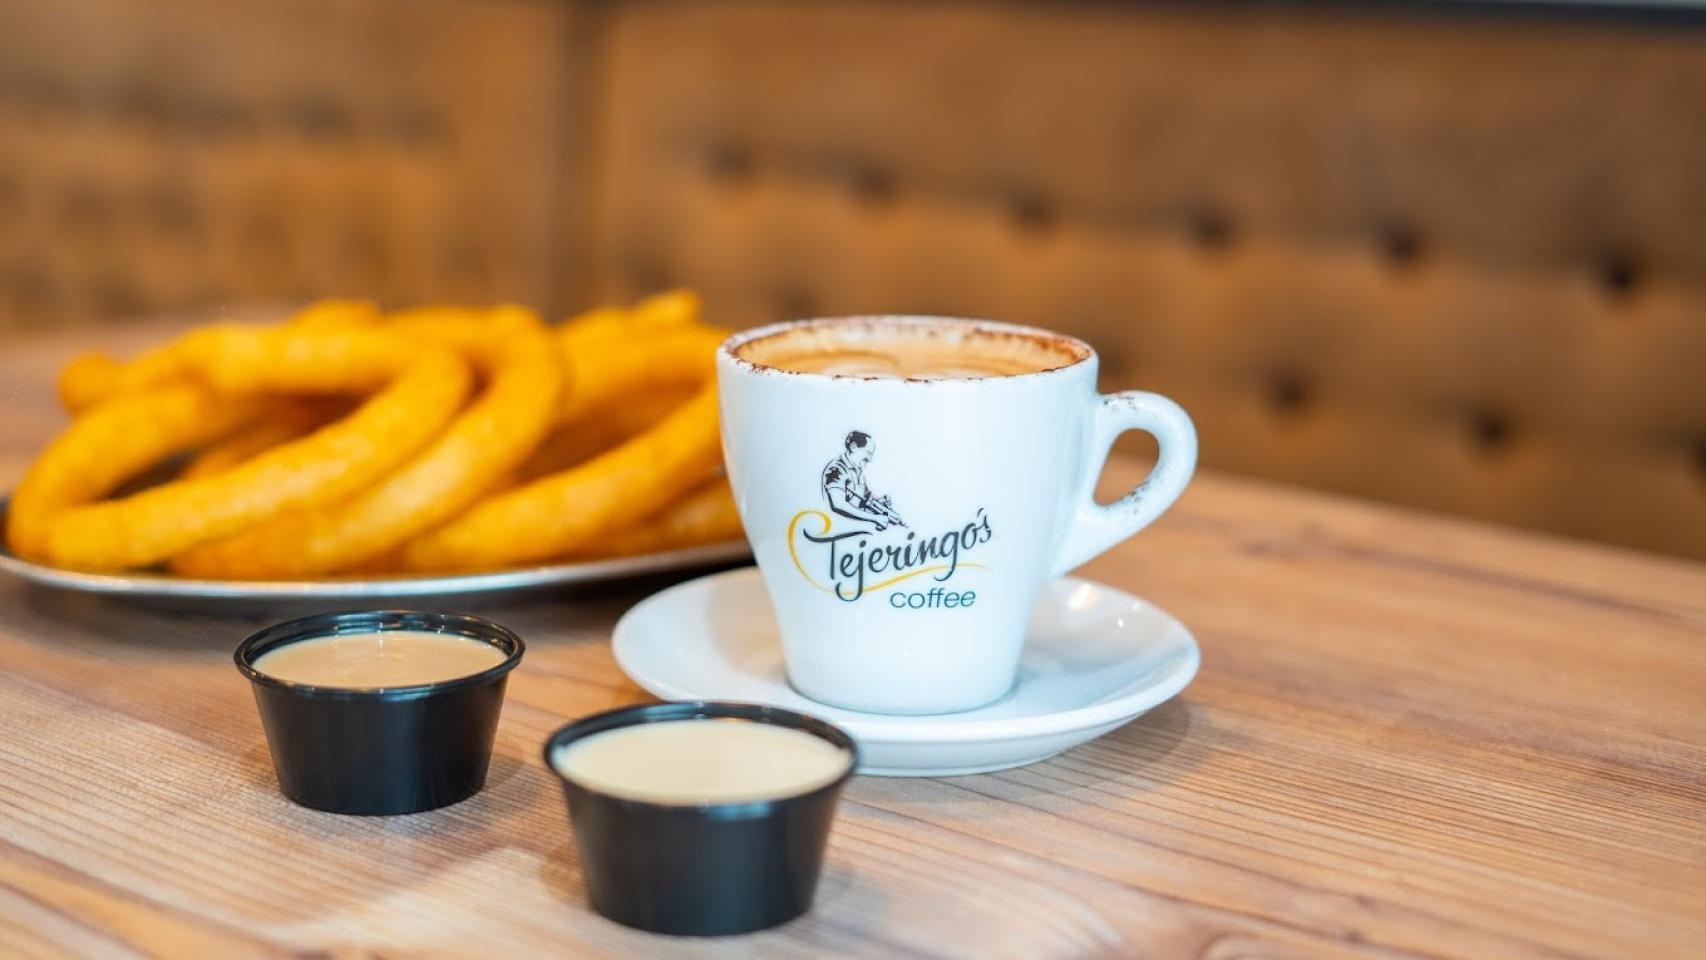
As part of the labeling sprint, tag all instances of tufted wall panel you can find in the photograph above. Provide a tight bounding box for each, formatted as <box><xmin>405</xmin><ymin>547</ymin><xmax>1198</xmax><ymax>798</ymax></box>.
<box><xmin>591</xmin><ymin>1</ymin><xmax>1706</xmax><ymax>558</ymax></box>
<box><xmin>0</xmin><ymin>0</ymin><xmax>590</xmax><ymax>327</ymax></box>
<box><xmin>1</xmin><ymin>0</ymin><xmax>1701</xmax><ymax>557</ymax></box>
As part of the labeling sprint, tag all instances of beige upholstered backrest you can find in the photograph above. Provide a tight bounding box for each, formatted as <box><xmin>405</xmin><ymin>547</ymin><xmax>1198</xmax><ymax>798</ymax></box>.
<box><xmin>0</xmin><ymin>0</ymin><xmax>586</xmax><ymax>324</ymax></box>
<box><xmin>2</xmin><ymin>0</ymin><xmax>1702</xmax><ymax>557</ymax></box>
<box><xmin>591</xmin><ymin>2</ymin><xmax>1706</xmax><ymax>558</ymax></box>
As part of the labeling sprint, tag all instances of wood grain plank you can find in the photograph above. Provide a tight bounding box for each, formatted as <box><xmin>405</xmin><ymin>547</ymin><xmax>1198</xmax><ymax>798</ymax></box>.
<box><xmin>0</xmin><ymin>317</ymin><xmax>1703</xmax><ymax>957</ymax></box>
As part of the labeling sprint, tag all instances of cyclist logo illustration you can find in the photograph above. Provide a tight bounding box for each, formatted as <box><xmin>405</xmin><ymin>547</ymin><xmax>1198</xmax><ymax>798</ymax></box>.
<box><xmin>820</xmin><ymin>430</ymin><xmax>906</xmax><ymax>531</ymax></box>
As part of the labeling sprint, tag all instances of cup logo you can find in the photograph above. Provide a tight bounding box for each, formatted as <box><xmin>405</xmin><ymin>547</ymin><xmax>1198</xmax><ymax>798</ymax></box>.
<box><xmin>820</xmin><ymin>430</ymin><xmax>903</xmax><ymax>531</ymax></box>
<box><xmin>788</xmin><ymin>430</ymin><xmax>994</xmax><ymax>607</ymax></box>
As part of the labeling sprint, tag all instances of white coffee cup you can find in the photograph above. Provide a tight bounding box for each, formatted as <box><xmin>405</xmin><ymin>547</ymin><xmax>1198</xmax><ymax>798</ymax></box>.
<box><xmin>717</xmin><ymin>316</ymin><xmax>1196</xmax><ymax>715</ymax></box>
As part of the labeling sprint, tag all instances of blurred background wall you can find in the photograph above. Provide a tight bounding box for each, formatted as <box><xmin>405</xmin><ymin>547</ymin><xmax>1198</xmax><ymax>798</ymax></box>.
<box><xmin>2</xmin><ymin>0</ymin><xmax>1703</xmax><ymax>558</ymax></box>
<box><xmin>0</xmin><ymin>0</ymin><xmax>590</xmax><ymax>320</ymax></box>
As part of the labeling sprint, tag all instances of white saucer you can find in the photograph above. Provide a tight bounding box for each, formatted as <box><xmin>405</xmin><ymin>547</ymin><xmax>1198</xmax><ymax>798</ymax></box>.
<box><xmin>612</xmin><ymin>568</ymin><xmax>1199</xmax><ymax>777</ymax></box>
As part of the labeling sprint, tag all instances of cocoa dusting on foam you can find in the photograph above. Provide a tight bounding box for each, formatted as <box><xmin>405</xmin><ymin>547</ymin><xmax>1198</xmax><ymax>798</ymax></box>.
<box><xmin>735</xmin><ymin>319</ymin><xmax>1088</xmax><ymax>380</ymax></box>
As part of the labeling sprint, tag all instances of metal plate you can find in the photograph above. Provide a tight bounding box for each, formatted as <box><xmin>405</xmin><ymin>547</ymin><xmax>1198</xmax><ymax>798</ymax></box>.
<box><xmin>0</xmin><ymin>498</ymin><xmax>750</xmax><ymax>601</ymax></box>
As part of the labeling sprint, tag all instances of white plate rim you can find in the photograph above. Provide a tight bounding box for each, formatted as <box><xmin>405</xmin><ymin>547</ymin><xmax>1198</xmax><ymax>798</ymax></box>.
<box><xmin>0</xmin><ymin>496</ymin><xmax>750</xmax><ymax>599</ymax></box>
<box><xmin>613</xmin><ymin>567</ymin><xmax>1200</xmax><ymax>744</ymax></box>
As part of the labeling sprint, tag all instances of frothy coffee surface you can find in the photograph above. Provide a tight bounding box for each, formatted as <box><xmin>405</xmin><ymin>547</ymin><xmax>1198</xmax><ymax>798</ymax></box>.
<box><xmin>252</xmin><ymin>630</ymin><xmax>505</xmax><ymax>688</ymax></box>
<box><xmin>736</xmin><ymin>320</ymin><xmax>1085</xmax><ymax>380</ymax></box>
<box><xmin>552</xmin><ymin>719</ymin><xmax>851</xmax><ymax>805</ymax></box>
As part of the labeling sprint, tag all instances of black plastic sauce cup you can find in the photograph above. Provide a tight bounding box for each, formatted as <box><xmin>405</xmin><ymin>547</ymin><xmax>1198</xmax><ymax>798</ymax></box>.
<box><xmin>543</xmin><ymin>701</ymin><xmax>858</xmax><ymax>936</ymax></box>
<box><xmin>235</xmin><ymin>610</ymin><xmax>524</xmax><ymax>815</ymax></box>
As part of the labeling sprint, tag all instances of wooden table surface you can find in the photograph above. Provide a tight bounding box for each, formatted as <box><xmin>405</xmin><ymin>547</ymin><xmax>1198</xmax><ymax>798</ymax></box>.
<box><xmin>1</xmin><ymin>320</ymin><xmax>1704</xmax><ymax>959</ymax></box>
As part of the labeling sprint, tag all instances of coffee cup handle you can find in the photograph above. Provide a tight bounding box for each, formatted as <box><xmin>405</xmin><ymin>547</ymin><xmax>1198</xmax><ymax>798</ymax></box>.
<box><xmin>1051</xmin><ymin>391</ymin><xmax>1197</xmax><ymax>576</ymax></box>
